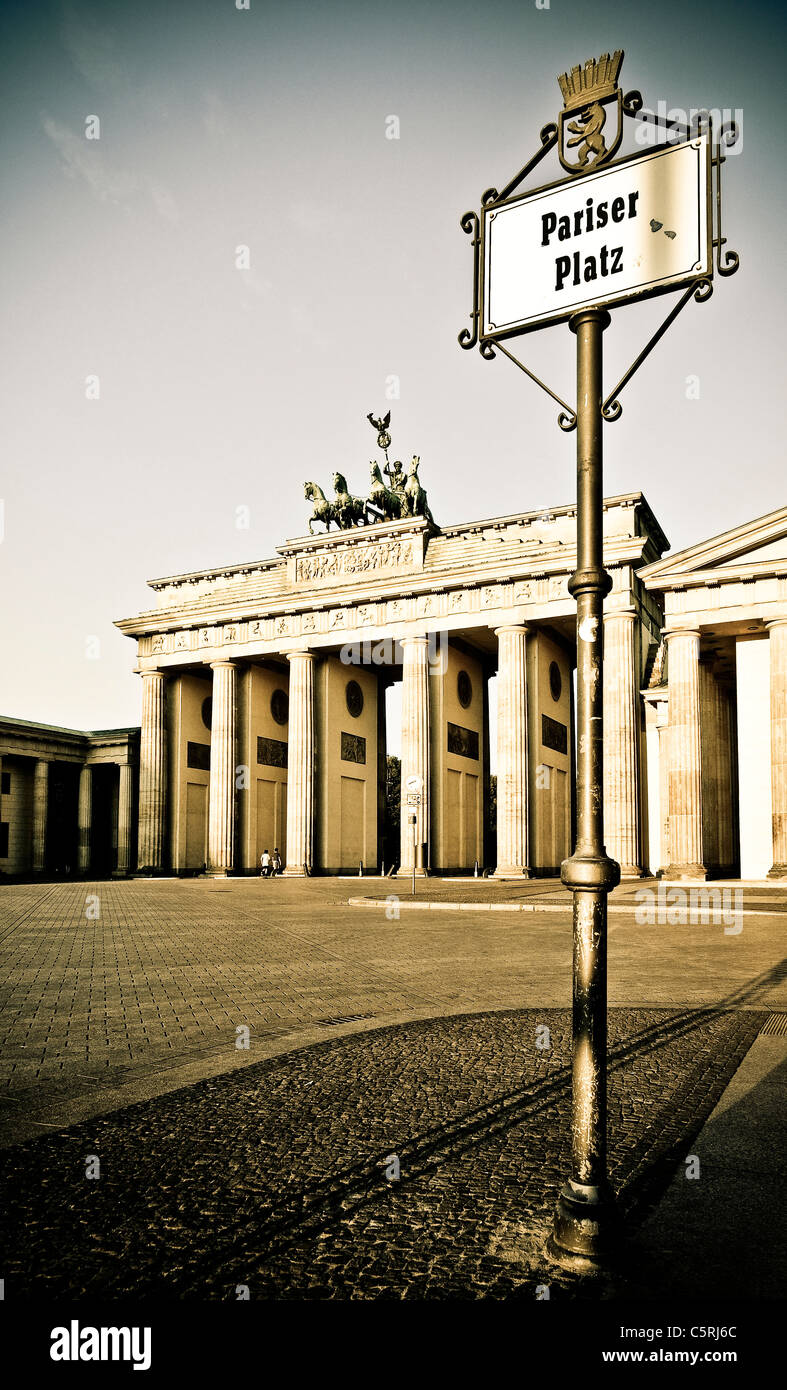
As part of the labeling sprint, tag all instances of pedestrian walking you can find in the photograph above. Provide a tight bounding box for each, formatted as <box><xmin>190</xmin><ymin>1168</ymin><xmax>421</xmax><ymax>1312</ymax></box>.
<box><xmin>272</xmin><ymin>848</ymin><xmax>282</xmax><ymax>875</ymax></box>
<box><xmin>260</xmin><ymin>849</ymin><xmax>271</xmax><ymax>877</ymax></box>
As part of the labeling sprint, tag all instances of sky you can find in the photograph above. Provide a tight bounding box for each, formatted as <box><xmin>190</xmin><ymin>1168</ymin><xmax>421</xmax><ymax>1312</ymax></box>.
<box><xmin>1</xmin><ymin>0</ymin><xmax>785</xmax><ymax>733</ymax></box>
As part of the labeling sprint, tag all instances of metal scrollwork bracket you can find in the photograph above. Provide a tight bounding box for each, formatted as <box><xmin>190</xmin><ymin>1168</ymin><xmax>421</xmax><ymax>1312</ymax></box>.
<box><xmin>482</xmin><ymin>338</ymin><xmax>577</xmax><ymax>432</ymax></box>
<box><xmin>481</xmin><ymin>123</ymin><xmax>558</xmax><ymax>208</ymax></box>
<box><xmin>457</xmin><ymin>211</ymin><xmax>481</xmax><ymax>351</ymax></box>
<box><xmin>601</xmin><ymin>278</ymin><xmax>714</xmax><ymax>422</ymax></box>
<box><xmin>458</xmin><ymin>124</ymin><xmax>559</xmax><ymax>354</ymax></box>
<box><xmin>602</xmin><ymin>108</ymin><xmax>740</xmax><ymax>423</ymax></box>
<box><xmin>711</xmin><ymin>116</ymin><xmax>741</xmax><ymax>278</ymax></box>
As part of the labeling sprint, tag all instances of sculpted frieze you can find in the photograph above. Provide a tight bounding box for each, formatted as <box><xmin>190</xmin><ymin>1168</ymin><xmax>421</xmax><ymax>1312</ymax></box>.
<box><xmin>293</xmin><ymin>537</ymin><xmax>418</xmax><ymax>587</ymax></box>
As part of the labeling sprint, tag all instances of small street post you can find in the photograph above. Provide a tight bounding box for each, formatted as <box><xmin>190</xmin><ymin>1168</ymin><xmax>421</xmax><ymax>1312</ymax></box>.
<box><xmin>405</xmin><ymin>774</ymin><xmax>423</xmax><ymax>896</ymax></box>
<box><xmin>458</xmin><ymin>49</ymin><xmax>739</xmax><ymax>1269</ymax></box>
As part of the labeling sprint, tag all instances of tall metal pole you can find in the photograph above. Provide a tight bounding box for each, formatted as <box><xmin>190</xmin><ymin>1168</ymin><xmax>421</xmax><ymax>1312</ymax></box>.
<box><xmin>548</xmin><ymin>308</ymin><xmax>621</xmax><ymax>1269</ymax></box>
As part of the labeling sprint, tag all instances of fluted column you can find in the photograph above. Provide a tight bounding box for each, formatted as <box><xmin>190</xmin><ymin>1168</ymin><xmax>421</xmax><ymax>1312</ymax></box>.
<box><xmin>283</xmin><ymin>651</ymin><xmax>315</xmax><ymax>876</ymax></box>
<box><xmin>715</xmin><ymin>681</ymin><xmax>735</xmax><ymax>872</ymax></box>
<box><xmin>77</xmin><ymin>764</ymin><xmax>92</xmax><ymax>873</ymax></box>
<box><xmin>207</xmin><ymin>661</ymin><xmax>238</xmax><ymax>875</ymax></box>
<box><xmin>603</xmin><ymin>612</ymin><xmax>642</xmax><ymax>876</ymax></box>
<box><xmin>699</xmin><ymin>661</ymin><xmax>719</xmax><ymax>874</ymax></box>
<box><xmin>116</xmin><ymin>763</ymin><xmax>134</xmax><ymax>875</ymax></box>
<box><xmin>138</xmin><ymin>670</ymin><xmax>167</xmax><ymax>872</ymax></box>
<box><xmin>400</xmin><ymin>635</ymin><xmax>430</xmax><ymax>874</ymax></box>
<box><xmin>767</xmin><ymin>619</ymin><xmax>787</xmax><ymax>877</ymax></box>
<box><xmin>665</xmin><ymin>627</ymin><xmax>706</xmax><ymax>878</ymax></box>
<box><xmin>494</xmin><ymin>625</ymin><xmax>530</xmax><ymax>876</ymax></box>
<box><xmin>32</xmin><ymin>759</ymin><xmax>49</xmax><ymax>873</ymax></box>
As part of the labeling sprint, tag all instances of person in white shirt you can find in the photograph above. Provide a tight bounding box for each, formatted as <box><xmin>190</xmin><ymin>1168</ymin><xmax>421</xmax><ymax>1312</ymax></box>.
<box><xmin>260</xmin><ymin>850</ymin><xmax>271</xmax><ymax>877</ymax></box>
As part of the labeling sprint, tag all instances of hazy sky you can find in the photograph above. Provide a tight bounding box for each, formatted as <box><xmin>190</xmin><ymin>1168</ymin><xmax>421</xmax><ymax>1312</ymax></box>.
<box><xmin>1</xmin><ymin>0</ymin><xmax>784</xmax><ymax>731</ymax></box>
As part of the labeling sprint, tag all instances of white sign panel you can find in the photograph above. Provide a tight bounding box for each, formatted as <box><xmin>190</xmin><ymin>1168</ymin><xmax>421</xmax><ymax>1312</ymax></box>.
<box><xmin>483</xmin><ymin>136</ymin><xmax>711</xmax><ymax>338</ymax></box>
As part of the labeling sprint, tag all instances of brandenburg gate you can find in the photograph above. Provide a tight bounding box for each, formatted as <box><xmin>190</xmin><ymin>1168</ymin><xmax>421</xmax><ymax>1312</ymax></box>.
<box><xmin>116</xmin><ymin>434</ymin><xmax>666</xmax><ymax>878</ymax></box>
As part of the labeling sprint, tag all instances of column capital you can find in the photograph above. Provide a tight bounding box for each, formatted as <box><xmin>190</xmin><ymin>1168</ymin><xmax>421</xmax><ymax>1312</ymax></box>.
<box><xmin>209</xmin><ymin>659</ymin><xmax>238</xmax><ymax>672</ymax></box>
<box><xmin>400</xmin><ymin>633</ymin><xmax>429</xmax><ymax>647</ymax></box>
<box><xmin>662</xmin><ymin>625</ymin><xmax>701</xmax><ymax>643</ymax></box>
<box><xmin>285</xmin><ymin>649</ymin><xmax>314</xmax><ymax>663</ymax></box>
<box><xmin>765</xmin><ymin>617</ymin><xmax>787</xmax><ymax>633</ymax></box>
<box><xmin>494</xmin><ymin>623</ymin><xmax>530</xmax><ymax>638</ymax></box>
<box><xmin>140</xmin><ymin>667</ymin><xmax>166</xmax><ymax>680</ymax></box>
<box><xmin>602</xmin><ymin>608</ymin><xmax>637</xmax><ymax>624</ymax></box>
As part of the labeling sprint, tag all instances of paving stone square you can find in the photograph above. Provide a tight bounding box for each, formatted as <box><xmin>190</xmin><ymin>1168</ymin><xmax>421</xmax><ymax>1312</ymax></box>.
<box><xmin>0</xmin><ymin>878</ymin><xmax>785</xmax><ymax>1300</ymax></box>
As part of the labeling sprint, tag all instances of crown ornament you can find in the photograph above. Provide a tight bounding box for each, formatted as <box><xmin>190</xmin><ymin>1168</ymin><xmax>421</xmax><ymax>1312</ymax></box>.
<box><xmin>558</xmin><ymin>50</ymin><xmax>624</xmax><ymax>112</ymax></box>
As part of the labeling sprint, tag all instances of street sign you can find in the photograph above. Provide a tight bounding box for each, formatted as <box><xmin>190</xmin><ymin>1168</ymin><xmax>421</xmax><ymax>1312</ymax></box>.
<box><xmin>404</xmin><ymin>774</ymin><xmax>423</xmax><ymax>793</ymax></box>
<box><xmin>406</xmin><ymin>792</ymin><xmax>422</xmax><ymax>806</ymax></box>
<box><xmin>459</xmin><ymin>48</ymin><xmax>739</xmax><ymax>1272</ymax></box>
<box><xmin>483</xmin><ymin>136</ymin><xmax>711</xmax><ymax>339</ymax></box>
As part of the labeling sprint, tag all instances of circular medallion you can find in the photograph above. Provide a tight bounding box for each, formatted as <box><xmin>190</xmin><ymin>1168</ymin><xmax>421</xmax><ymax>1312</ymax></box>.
<box><xmin>346</xmin><ymin>680</ymin><xmax>364</xmax><ymax>718</ymax></box>
<box><xmin>201</xmin><ymin>697</ymin><xmax>212</xmax><ymax>731</ymax></box>
<box><xmin>457</xmin><ymin>670</ymin><xmax>472</xmax><ymax>709</ymax></box>
<box><xmin>549</xmin><ymin>661</ymin><xmax>562</xmax><ymax>702</ymax></box>
<box><xmin>271</xmin><ymin>689</ymin><xmax>289</xmax><ymax>726</ymax></box>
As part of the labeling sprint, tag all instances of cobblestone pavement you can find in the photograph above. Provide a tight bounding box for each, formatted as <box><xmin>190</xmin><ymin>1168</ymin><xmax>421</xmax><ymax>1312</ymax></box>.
<box><xmin>0</xmin><ymin>878</ymin><xmax>785</xmax><ymax>1145</ymax></box>
<box><xmin>0</xmin><ymin>1006</ymin><xmax>767</xmax><ymax>1299</ymax></box>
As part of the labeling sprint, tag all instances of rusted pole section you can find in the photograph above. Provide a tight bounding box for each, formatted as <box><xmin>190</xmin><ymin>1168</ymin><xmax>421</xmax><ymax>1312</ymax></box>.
<box><xmin>548</xmin><ymin>308</ymin><xmax>621</xmax><ymax>1269</ymax></box>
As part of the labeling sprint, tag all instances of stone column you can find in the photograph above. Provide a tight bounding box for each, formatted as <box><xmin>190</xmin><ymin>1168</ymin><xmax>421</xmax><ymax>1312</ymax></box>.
<box><xmin>400</xmin><ymin>635</ymin><xmax>430</xmax><ymax>875</ymax></box>
<box><xmin>116</xmin><ymin>763</ymin><xmax>134</xmax><ymax>875</ymax></box>
<box><xmin>665</xmin><ymin>627</ymin><xmax>706</xmax><ymax>879</ymax></box>
<box><xmin>283</xmin><ymin>651</ymin><xmax>315</xmax><ymax>876</ymax></box>
<box><xmin>32</xmin><ymin>759</ymin><xmax>49</xmax><ymax>873</ymax></box>
<box><xmin>494</xmin><ymin>625</ymin><xmax>529</xmax><ymax>876</ymax></box>
<box><xmin>716</xmin><ymin>679</ymin><xmax>736</xmax><ymax>873</ymax></box>
<box><xmin>767</xmin><ymin>619</ymin><xmax>787</xmax><ymax>878</ymax></box>
<box><xmin>77</xmin><ymin>764</ymin><xmax>92</xmax><ymax>873</ymax></box>
<box><xmin>699</xmin><ymin>661</ymin><xmax>719</xmax><ymax>874</ymax></box>
<box><xmin>207</xmin><ymin>661</ymin><xmax>238</xmax><ymax>876</ymax></box>
<box><xmin>603</xmin><ymin>611</ymin><xmax>642</xmax><ymax>877</ymax></box>
<box><xmin>138</xmin><ymin>670</ymin><xmax>167</xmax><ymax>872</ymax></box>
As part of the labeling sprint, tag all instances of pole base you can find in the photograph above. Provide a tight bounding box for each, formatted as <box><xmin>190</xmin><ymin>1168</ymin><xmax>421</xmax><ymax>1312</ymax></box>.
<box><xmin>547</xmin><ymin>1178</ymin><xmax>620</xmax><ymax>1272</ymax></box>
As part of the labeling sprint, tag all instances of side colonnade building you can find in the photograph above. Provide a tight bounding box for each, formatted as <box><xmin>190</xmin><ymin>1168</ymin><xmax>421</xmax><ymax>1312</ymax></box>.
<box><xmin>0</xmin><ymin>718</ymin><xmax>138</xmax><ymax>876</ymax></box>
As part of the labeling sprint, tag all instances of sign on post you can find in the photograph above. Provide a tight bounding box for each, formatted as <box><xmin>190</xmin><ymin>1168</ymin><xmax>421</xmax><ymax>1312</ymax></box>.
<box><xmin>483</xmin><ymin>136</ymin><xmax>711</xmax><ymax>338</ymax></box>
<box><xmin>459</xmin><ymin>48</ymin><xmax>739</xmax><ymax>1272</ymax></box>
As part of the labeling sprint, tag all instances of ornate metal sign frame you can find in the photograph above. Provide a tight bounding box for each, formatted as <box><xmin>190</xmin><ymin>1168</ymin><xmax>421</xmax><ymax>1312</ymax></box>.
<box><xmin>459</xmin><ymin>78</ymin><xmax>740</xmax><ymax>431</ymax></box>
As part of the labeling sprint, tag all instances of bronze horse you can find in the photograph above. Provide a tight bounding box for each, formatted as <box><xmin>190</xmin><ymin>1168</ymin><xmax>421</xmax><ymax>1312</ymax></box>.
<box><xmin>404</xmin><ymin>455</ymin><xmax>434</xmax><ymax>524</ymax></box>
<box><xmin>332</xmin><ymin>472</ymin><xmax>370</xmax><ymax>528</ymax></box>
<box><xmin>303</xmin><ymin>481</ymin><xmax>336</xmax><ymax>533</ymax></box>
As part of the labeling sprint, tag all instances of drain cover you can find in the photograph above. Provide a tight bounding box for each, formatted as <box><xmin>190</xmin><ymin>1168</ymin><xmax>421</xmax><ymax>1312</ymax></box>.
<box><xmin>316</xmin><ymin>1013</ymin><xmax>374</xmax><ymax>1027</ymax></box>
<box><xmin>759</xmin><ymin>1012</ymin><xmax>787</xmax><ymax>1036</ymax></box>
